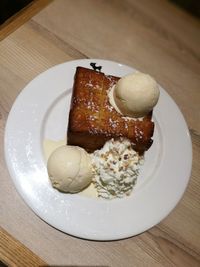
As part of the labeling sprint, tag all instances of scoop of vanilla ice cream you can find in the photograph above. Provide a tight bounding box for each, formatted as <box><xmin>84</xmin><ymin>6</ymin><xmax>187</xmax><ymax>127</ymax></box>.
<box><xmin>47</xmin><ymin>145</ymin><xmax>93</xmax><ymax>193</ymax></box>
<box><xmin>113</xmin><ymin>72</ymin><xmax>160</xmax><ymax>118</ymax></box>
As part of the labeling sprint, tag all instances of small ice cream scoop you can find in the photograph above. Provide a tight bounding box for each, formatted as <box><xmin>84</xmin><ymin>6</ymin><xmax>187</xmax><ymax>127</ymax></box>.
<box><xmin>47</xmin><ymin>145</ymin><xmax>93</xmax><ymax>193</ymax></box>
<box><xmin>109</xmin><ymin>72</ymin><xmax>160</xmax><ymax>118</ymax></box>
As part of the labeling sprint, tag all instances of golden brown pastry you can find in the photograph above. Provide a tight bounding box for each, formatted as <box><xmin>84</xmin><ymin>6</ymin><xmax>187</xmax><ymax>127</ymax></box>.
<box><xmin>67</xmin><ymin>67</ymin><xmax>154</xmax><ymax>154</ymax></box>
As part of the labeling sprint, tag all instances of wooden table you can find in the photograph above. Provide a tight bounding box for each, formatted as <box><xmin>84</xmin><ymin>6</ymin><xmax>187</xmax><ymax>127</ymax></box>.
<box><xmin>0</xmin><ymin>0</ymin><xmax>200</xmax><ymax>266</ymax></box>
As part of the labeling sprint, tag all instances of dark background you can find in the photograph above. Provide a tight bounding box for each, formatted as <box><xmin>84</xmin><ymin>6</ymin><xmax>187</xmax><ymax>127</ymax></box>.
<box><xmin>170</xmin><ymin>0</ymin><xmax>200</xmax><ymax>17</ymax></box>
<box><xmin>0</xmin><ymin>0</ymin><xmax>33</xmax><ymax>25</ymax></box>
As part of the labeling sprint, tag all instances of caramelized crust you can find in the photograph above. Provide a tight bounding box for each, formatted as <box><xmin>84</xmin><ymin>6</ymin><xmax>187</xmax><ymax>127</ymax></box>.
<box><xmin>67</xmin><ymin>67</ymin><xmax>154</xmax><ymax>154</ymax></box>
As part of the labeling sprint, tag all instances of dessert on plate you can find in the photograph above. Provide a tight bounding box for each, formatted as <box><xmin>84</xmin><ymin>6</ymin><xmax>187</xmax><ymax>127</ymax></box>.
<box><xmin>67</xmin><ymin>67</ymin><xmax>156</xmax><ymax>154</ymax></box>
<box><xmin>47</xmin><ymin>64</ymin><xmax>160</xmax><ymax>199</ymax></box>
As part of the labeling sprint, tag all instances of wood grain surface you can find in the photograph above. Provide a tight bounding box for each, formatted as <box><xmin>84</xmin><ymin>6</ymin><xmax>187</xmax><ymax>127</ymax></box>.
<box><xmin>0</xmin><ymin>226</ymin><xmax>47</xmax><ymax>266</ymax></box>
<box><xmin>0</xmin><ymin>0</ymin><xmax>200</xmax><ymax>266</ymax></box>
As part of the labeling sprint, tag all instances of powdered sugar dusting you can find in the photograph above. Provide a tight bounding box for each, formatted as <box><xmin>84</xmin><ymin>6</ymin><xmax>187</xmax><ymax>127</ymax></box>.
<box><xmin>106</xmin><ymin>75</ymin><xmax>116</xmax><ymax>88</ymax></box>
<box><xmin>85</xmin><ymin>80</ymin><xmax>101</xmax><ymax>90</ymax></box>
<box><xmin>108</xmin><ymin>118</ymin><xmax>119</xmax><ymax>129</ymax></box>
<box><xmin>134</xmin><ymin>125</ymin><xmax>144</xmax><ymax>141</ymax></box>
<box><xmin>85</xmin><ymin>81</ymin><xmax>93</xmax><ymax>88</ymax></box>
<box><xmin>85</xmin><ymin>100</ymin><xmax>98</xmax><ymax>112</ymax></box>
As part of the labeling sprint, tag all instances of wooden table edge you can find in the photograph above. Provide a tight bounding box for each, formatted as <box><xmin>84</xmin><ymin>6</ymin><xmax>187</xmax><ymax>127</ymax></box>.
<box><xmin>0</xmin><ymin>0</ymin><xmax>53</xmax><ymax>41</ymax></box>
<box><xmin>0</xmin><ymin>226</ymin><xmax>47</xmax><ymax>267</ymax></box>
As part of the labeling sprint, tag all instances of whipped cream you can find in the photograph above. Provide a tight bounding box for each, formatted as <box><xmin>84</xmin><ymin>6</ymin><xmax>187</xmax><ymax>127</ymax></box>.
<box><xmin>91</xmin><ymin>138</ymin><xmax>143</xmax><ymax>199</ymax></box>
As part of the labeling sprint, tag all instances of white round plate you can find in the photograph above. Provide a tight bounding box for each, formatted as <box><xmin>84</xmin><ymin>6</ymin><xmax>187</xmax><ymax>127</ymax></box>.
<box><xmin>4</xmin><ymin>59</ymin><xmax>192</xmax><ymax>240</ymax></box>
